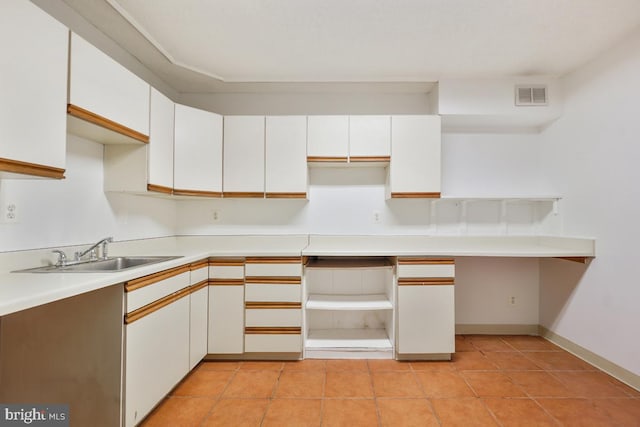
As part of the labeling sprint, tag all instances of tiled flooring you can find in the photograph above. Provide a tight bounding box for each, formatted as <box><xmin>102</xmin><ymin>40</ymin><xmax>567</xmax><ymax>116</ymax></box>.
<box><xmin>141</xmin><ymin>335</ymin><xmax>640</xmax><ymax>426</ymax></box>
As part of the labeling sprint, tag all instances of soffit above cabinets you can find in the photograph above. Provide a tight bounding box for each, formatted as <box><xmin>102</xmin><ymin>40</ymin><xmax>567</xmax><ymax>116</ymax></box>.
<box><xmin>38</xmin><ymin>0</ymin><xmax>640</xmax><ymax>93</ymax></box>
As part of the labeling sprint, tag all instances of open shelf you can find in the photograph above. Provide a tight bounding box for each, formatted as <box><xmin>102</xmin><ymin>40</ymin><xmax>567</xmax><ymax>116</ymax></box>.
<box><xmin>306</xmin><ymin>294</ymin><xmax>392</xmax><ymax>311</ymax></box>
<box><xmin>305</xmin><ymin>256</ymin><xmax>394</xmax><ymax>269</ymax></box>
<box><xmin>305</xmin><ymin>328</ymin><xmax>393</xmax><ymax>359</ymax></box>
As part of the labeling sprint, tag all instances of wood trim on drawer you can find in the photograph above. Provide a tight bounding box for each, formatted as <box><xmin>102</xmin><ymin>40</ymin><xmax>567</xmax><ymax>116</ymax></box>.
<box><xmin>397</xmin><ymin>258</ymin><xmax>455</xmax><ymax>265</ymax></box>
<box><xmin>124</xmin><ymin>265</ymin><xmax>190</xmax><ymax>292</ymax></box>
<box><xmin>222</xmin><ymin>192</ymin><xmax>265</xmax><ymax>198</ymax></box>
<box><xmin>190</xmin><ymin>280</ymin><xmax>208</xmax><ymax>293</ymax></box>
<box><xmin>208</xmin><ymin>279</ymin><xmax>245</xmax><ymax>286</ymax></box>
<box><xmin>190</xmin><ymin>259</ymin><xmax>209</xmax><ymax>270</ymax></box>
<box><xmin>245</xmin><ymin>302</ymin><xmax>302</xmax><ymax>309</ymax></box>
<box><xmin>245</xmin><ymin>257</ymin><xmax>302</xmax><ymax>264</ymax></box>
<box><xmin>390</xmin><ymin>192</ymin><xmax>441</xmax><ymax>199</ymax></box>
<box><xmin>146</xmin><ymin>183</ymin><xmax>173</xmax><ymax>194</ymax></box>
<box><xmin>307</xmin><ymin>156</ymin><xmax>348</xmax><ymax>163</ymax></box>
<box><xmin>554</xmin><ymin>256</ymin><xmax>589</xmax><ymax>264</ymax></box>
<box><xmin>67</xmin><ymin>104</ymin><xmax>149</xmax><ymax>144</ymax></box>
<box><xmin>0</xmin><ymin>157</ymin><xmax>65</xmax><ymax>179</ymax></box>
<box><xmin>245</xmin><ymin>327</ymin><xmax>301</xmax><ymax>335</ymax></box>
<box><xmin>125</xmin><ymin>287</ymin><xmax>190</xmax><ymax>324</ymax></box>
<box><xmin>349</xmin><ymin>156</ymin><xmax>391</xmax><ymax>162</ymax></box>
<box><xmin>209</xmin><ymin>258</ymin><xmax>245</xmax><ymax>266</ymax></box>
<box><xmin>265</xmin><ymin>192</ymin><xmax>307</xmax><ymax>199</ymax></box>
<box><xmin>245</xmin><ymin>277</ymin><xmax>302</xmax><ymax>285</ymax></box>
<box><xmin>398</xmin><ymin>277</ymin><xmax>455</xmax><ymax>286</ymax></box>
<box><xmin>172</xmin><ymin>188</ymin><xmax>222</xmax><ymax>198</ymax></box>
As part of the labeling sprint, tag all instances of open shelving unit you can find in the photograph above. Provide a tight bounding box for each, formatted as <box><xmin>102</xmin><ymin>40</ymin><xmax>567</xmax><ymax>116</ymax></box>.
<box><xmin>303</xmin><ymin>256</ymin><xmax>395</xmax><ymax>359</ymax></box>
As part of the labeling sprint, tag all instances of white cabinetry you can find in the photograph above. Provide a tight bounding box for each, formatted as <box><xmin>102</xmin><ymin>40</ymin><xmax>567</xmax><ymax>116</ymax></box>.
<box><xmin>189</xmin><ymin>260</ymin><xmax>209</xmax><ymax>369</ymax></box>
<box><xmin>0</xmin><ymin>0</ymin><xmax>67</xmax><ymax>179</ymax></box>
<box><xmin>396</xmin><ymin>258</ymin><xmax>455</xmax><ymax>358</ymax></box>
<box><xmin>68</xmin><ymin>33</ymin><xmax>150</xmax><ymax>144</ymax></box>
<box><xmin>124</xmin><ymin>266</ymin><xmax>191</xmax><ymax>427</ymax></box>
<box><xmin>349</xmin><ymin>116</ymin><xmax>391</xmax><ymax>162</ymax></box>
<box><xmin>387</xmin><ymin>115</ymin><xmax>441</xmax><ymax>198</ymax></box>
<box><xmin>223</xmin><ymin>116</ymin><xmax>265</xmax><ymax>197</ymax></box>
<box><xmin>304</xmin><ymin>257</ymin><xmax>395</xmax><ymax>359</ymax></box>
<box><xmin>265</xmin><ymin>116</ymin><xmax>308</xmax><ymax>198</ymax></box>
<box><xmin>208</xmin><ymin>259</ymin><xmax>245</xmax><ymax>354</ymax></box>
<box><xmin>307</xmin><ymin>116</ymin><xmax>349</xmax><ymax>163</ymax></box>
<box><xmin>174</xmin><ymin>104</ymin><xmax>223</xmax><ymax>197</ymax></box>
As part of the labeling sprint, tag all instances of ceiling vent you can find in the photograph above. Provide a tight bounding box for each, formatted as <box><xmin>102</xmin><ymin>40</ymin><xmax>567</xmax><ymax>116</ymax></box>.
<box><xmin>515</xmin><ymin>85</ymin><xmax>548</xmax><ymax>106</ymax></box>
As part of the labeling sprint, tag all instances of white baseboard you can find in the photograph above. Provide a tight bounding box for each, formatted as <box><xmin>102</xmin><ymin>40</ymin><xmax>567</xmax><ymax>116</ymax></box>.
<box><xmin>455</xmin><ymin>324</ymin><xmax>539</xmax><ymax>335</ymax></box>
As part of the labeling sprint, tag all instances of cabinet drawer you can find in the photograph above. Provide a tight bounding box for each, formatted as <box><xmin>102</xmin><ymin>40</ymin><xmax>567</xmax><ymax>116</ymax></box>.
<box><xmin>245</xmin><ymin>283</ymin><xmax>301</xmax><ymax>302</ymax></box>
<box><xmin>245</xmin><ymin>306</ymin><xmax>301</xmax><ymax>327</ymax></box>
<box><xmin>244</xmin><ymin>329</ymin><xmax>302</xmax><ymax>353</ymax></box>
<box><xmin>190</xmin><ymin>265</ymin><xmax>208</xmax><ymax>285</ymax></box>
<box><xmin>126</xmin><ymin>269</ymin><xmax>190</xmax><ymax>312</ymax></box>
<box><xmin>397</xmin><ymin>258</ymin><xmax>455</xmax><ymax>278</ymax></box>
<box><xmin>245</xmin><ymin>257</ymin><xmax>302</xmax><ymax>277</ymax></box>
<box><xmin>209</xmin><ymin>259</ymin><xmax>244</xmax><ymax>279</ymax></box>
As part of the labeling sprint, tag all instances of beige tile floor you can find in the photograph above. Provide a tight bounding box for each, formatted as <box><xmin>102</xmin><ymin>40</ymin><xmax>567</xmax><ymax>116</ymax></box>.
<box><xmin>141</xmin><ymin>335</ymin><xmax>640</xmax><ymax>426</ymax></box>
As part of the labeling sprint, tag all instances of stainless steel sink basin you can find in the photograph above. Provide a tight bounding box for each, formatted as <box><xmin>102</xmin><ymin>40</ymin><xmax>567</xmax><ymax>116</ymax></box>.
<box><xmin>15</xmin><ymin>256</ymin><xmax>182</xmax><ymax>273</ymax></box>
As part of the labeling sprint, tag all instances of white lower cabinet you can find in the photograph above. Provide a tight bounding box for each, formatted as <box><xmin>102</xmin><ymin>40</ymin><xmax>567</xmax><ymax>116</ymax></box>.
<box><xmin>396</xmin><ymin>258</ymin><xmax>455</xmax><ymax>358</ymax></box>
<box><xmin>189</xmin><ymin>261</ymin><xmax>209</xmax><ymax>369</ymax></box>
<box><xmin>208</xmin><ymin>259</ymin><xmax>245</xmax><ymax>354</ymax></box>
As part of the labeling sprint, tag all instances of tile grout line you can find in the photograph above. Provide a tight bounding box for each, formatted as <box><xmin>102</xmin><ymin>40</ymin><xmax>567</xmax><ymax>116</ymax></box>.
<box><xmin>409</xmin><ymin>361</ymin><xmax>444</xmax><ymax>426</ymax></box>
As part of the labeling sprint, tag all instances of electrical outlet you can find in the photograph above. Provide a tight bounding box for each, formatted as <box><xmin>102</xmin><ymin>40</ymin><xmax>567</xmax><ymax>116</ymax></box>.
<box><xmin>2</xmin><ymin>203</ymin><xmax>18</xmax><ymax>223</ymax></box>
<box><xmin>212</xmin><ymin>210</ymin><xmax>220</xmax><ymax>222</ymax></box>
<box><xmin>372</xmin><ymin>210</ymin><xmax>381</xmax><ymax>224</ymax></box>
<box><xmin>509</xmin><ymin>296</ymin><xmax>517</xmax><ymax>306</ymax></box>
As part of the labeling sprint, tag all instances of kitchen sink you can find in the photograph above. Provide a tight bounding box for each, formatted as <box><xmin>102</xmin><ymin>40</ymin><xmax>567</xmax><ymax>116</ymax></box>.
<box><xmin>14</xmin><ymin>256</ymin><xmax>182</xmax><ymax>273</ymax></box>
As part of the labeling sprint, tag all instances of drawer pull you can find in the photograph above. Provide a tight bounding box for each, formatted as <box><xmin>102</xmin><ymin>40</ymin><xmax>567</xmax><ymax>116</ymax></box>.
<box><xmin>245</xmin><ymin>302</ymin><xmax>302</xmax><ymax>309</ymax></box>
<box><xmin>245</xmin><ymin>327</ymin><xmax>301</xmax><ymax>335</ymax></box>
<box><xmin>209</xmin><ymin>258</ymin><xmax>245</xmax><ymax>267</ymax></box>
<box><xmin>398</xmin><ymin>278</ymin><xmax>455</xmax><ymax>286</ymax></box>
<box><xmin>125</xmin><ymin>265</ymin><xmax>190</xmax><ymax>292</ymax></box>
<box><xmin>397</xmin><ymin>258</ymin><xmax>454</xmax><ymax>265</ymax></box>
<box><xmin>245</xmin><ymin>276</ymin><xmax>301</xmax><ymax>284</ymax></box>
<box><xmin>209</xmin><ymin>279</ymin><xmax>244</xmax><ymax>286</ymax></box>
<box><xmin>245</xmin><ymin>257</ymin><xmax>302</xmax><ymax>264</ymax></box>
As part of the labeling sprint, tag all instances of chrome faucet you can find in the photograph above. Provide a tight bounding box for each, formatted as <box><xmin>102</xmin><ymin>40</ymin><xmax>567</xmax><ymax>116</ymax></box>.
<box><xmin>75</xmin><ymin>237</ymin><xmax>113</xmax><ymax>261</ymax></box>
<box><xmin>51</xmin><ymin>249</ymin><xmax>68</xmax><ymax>267</ymax></box>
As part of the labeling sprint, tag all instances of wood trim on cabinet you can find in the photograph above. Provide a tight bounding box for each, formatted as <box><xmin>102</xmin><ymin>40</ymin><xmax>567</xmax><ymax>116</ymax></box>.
<box><xmin>554</xmin><ymin>256</ymin><xmax>589</xmax><ymax>264</ymax></box>
<box><xmin>349</xmin><ymin>156</ymin><xmax>391</xmax><ymax>163</ymax></box>
<box><xmin>0</xmin><ymin>157</ymin><xmax>65</xmax><ymax>179</ymax></box>
<box><xmin>146</xmin><ymin>183</ymin><xmax>173</xmax><ymax>194</ymax></box>
<box><xmin>245</xmin><ymin>257</ymin><xmax>302</xmax><ymax>264</ymax></box>
<box><xmin>190</xmin><ymin>259</ymin><xmax>209</xmax><ymax>270</ymax></box>
<box><xmin>67</xmin><ymin>104</ymin><xmax>149</xmax><ymax>144</ymax></box>
<box><xmin>398</xmin><ymin>277</ymin><xmax>455</xmax><ymax>286</ymax></box>
<box><xmin>190</xmin><ymin>280</ymin><xmax>209</xmax><ymax>293</ymax></box>
<box><xmin>245</xmin><ymin>302</ymin><xmax>302</xmax><ymax>309</ymax></box>
<box><xmin>397</xmin><ymin>258</ymin><xmax>455</xmax><ymax>265</ymax></box>
<box><xmin>391</xmin><ymin>192</ymin><xmax>441</xmax><ymax>199</ymax></box>
<box><xmin>172</xmin><ymin>188</ymin><xmax>222</xmax><ymax>198</ymax></box>
<box><xmin>124</xmin><ymin>265</ymin><xmax>190</xmax><ymax>292</ymax></box>
<box><xmin>222</xmin><ymin>192</ymin><xmax>265</xmax><ymax>198</ymax></box>
<box><xmin>208</xmin><ymin>278</ymin><xmax>245</xmax><ymax>286</ymax></box>
<box><xmin>265</xmin><ymin>192</ymin><xmax>307</xmax><ymax>199</ymax></box>
<box><xmin>307</xmin><ymin>156</ymin><xmax>348</xmax><ymax>163</ymax></box>
<box><xmin>245</xmin><ymin>276</ymin><xmax>302</xmax><ymax>285</ymax></box>
<box><xmin>124</xmin><ymin>286</ymin><xmax>190</xmax><ymax>324</ymax></box>
<box><xmin>245</xmin><ymin>327</ymin><xmax>301</xmax><ymax>335</ymax></box>
<box><xmin>209</xmin><ymin>258</ymin><xmax>245</xmax><ymax>267</ymax></box>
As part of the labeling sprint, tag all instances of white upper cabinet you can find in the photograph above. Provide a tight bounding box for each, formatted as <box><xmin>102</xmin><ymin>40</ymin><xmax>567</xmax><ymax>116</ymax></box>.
<box><xmin>223</xmin><ymin>116</ymin><xmax>265</xmax><ymax>197</ymax></box>
<box><xmin>68</xmin><ymin>33</ymin><xmax>150</xmax><ymax>144</ymax></box>
<box><xmin>265</xmin><ymin>116</ymin><xmax>308</xmax><ymax>198</ymax></box>
<box><xmin>0</xmin><ymin>0</ymin><xmax>67</xmax><ymax>179</ymax></box>
<box><xmin>174</xmin><ymin>104</ymin><xmax>223</xmax><ymax>196</ymax></box>
<box><xmin>349</xmin><ymin>116</ymin><xmax>391</xmax><ymax>161</ymax></box>
<box><xmin>307</xmin><ymin>116</ymin><xmax>349</xmax><ymax>162</ymax></box>
<box><xmin>147</xmin><ymin>88</ymin><xmax>175</xmax><ymax>193</ymax></box>
<box><xmin>387</xmin><ymin>115</ymin><xmax>441</xmax><ymax>199</ymax></box>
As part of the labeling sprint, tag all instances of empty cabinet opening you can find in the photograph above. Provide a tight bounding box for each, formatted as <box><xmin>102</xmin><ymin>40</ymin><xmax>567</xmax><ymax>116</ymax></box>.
<box><xmin>303</xmin><ymin>257</ymin><xmax>395</xmax><ymax>359</ymax></box>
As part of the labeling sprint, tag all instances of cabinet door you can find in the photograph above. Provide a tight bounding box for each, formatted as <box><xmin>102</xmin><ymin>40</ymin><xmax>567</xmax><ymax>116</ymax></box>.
<box><xmin>189</xmin><ymin>286</ymin><xmax>208</xmax><ymax>369</ymax></box>
<box><xmin>223</xmin><ymin>116</ymin><xmax>265</xmax><ymax>197</ymax></box>
<box><xmin>265</xmin><ymin>116</ymin><xmax>307</xmax><ymax>198</ymax></box>
<box><xmin>388</xmin><ymin>116</ymin><xmax>441</xmax><ymax>198</ymax></box>
<box><xmin>148</xmin><ymin>88</ymin><xmax>175</xmax><ymax>193</ymax></box>
<box><xmin>349</xmin><ymin>116</ymin><xmax>391</xmax><ymax>160</ymax></box>
<box><xmin>397</xmin><ymin>284</ymin><xmax>454</xmax><ymax>355</ymax></box>
<box><xmin>174</xmin><ymin>104</ymin><xmax>223</xmax><ymax>196</ymax></box>
<box><xmin>69</xmin><ymin>33</ymin><xmax>150</xmax><ymax>142</ymax></box>
<box><xmin>208</xmin><ymin>285</ymin><xmax>245</xmax><ymax>354</ymax></box>
<box><xmin>307</xmin><ymin>116</ymin><xmax>349</xmax><ymax>161</ymax></box>
<box><xmin>0</xmin><ymin>0</ymin><xmax>67</xmax><ymax>179</ymax></box>
<box><xmin>125</xmin><ymin>297</ymin><xmax>190</xmax><ymax>427</ymax></box>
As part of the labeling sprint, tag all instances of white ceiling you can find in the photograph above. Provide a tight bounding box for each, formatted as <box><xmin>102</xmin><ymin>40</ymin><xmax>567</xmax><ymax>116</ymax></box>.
<box><xmin>61</xmin><ymin>0</ymin><xmax>640</xmax><ymax>92</ymax></box>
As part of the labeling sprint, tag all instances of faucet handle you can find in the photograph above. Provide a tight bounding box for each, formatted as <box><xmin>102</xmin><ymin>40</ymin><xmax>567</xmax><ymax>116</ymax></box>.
<box><xmin>52</xmin><ymin>250</ymin><xmax>68</xmax><ymax>267</ymax></box>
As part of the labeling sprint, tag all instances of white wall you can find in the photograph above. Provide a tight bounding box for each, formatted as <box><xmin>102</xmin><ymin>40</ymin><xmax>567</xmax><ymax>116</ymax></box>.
<box><xmin>0</xmin><ymin>135</ymin><xmax>176</xmax><ymax>252</ymax></box>
<box><xmin>539</xmin><ymin>29</ymin><xmax>640</xmax><ymax>375</ymax></box>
